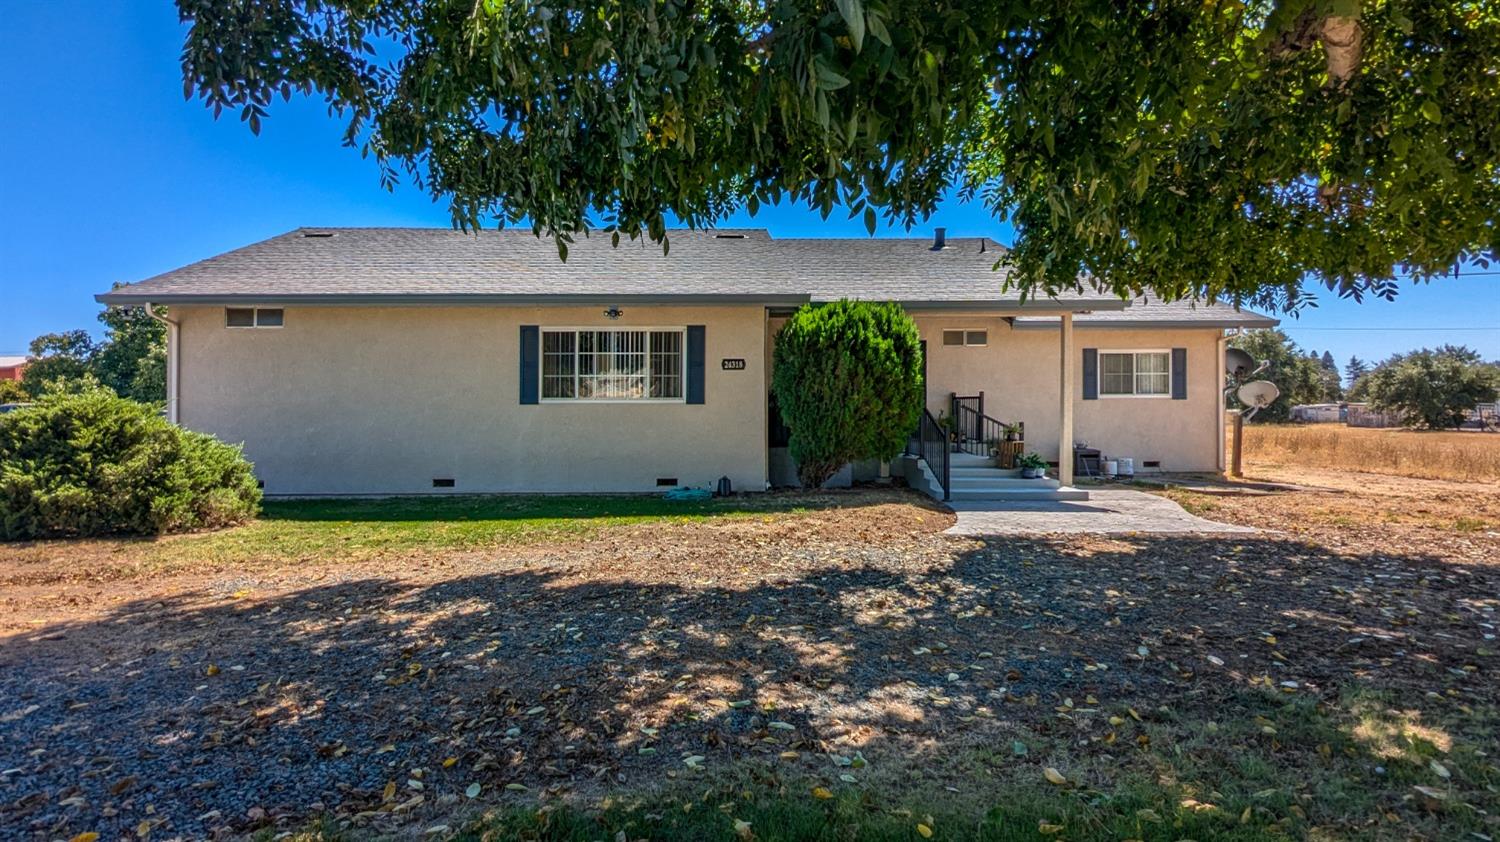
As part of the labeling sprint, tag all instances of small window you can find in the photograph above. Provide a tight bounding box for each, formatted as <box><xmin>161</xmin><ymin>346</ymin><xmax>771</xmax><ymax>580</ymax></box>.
<box><xmin>226</xmin><ymin>308</ymin><xmax>284</xmax><ymax>328</ymax></box>
<box><xmin>1099</xmin><ymin>351</ymin><xmax>1170</xmax><ymax>396</ymax></box>
<box><xmin>942</xmin><ymin>329</ymin><xmax>987</xmax><ymax>347</ymax></box>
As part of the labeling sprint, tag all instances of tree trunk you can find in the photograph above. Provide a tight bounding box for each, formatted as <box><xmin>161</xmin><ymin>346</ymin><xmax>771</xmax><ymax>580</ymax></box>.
<box><xmin>1321</xmin><ymin>15</ymin><xmax>1361</xmax><ymax>88</ymax></box>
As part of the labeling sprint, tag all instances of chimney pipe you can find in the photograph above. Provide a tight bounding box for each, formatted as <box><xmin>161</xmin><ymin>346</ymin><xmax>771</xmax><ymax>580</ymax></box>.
<box><xmin>932</xmin><ymin>227</ymin><xmax>947</xmax><ymax>250</ymax></box>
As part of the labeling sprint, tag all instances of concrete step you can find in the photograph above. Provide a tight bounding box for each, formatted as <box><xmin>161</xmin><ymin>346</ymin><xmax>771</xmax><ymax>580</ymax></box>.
<box><xmin>949</xmin><ymin>485</ymin><xmax>1091</xmax><ymax>502</ymax></box>
<box><xmin>950</xmin><ymin>475</ymin><xmax>1060</xmax><ymax>489</ymax></box>
<box><xmin>951</xmin><ymin>466</ymin><xmax>1024</xmax><ymax>479</ymax></box>
<box><xmin>948</xmin><ymin>452</ymin><xmax>996</xmax><ymax>467</ymax></box>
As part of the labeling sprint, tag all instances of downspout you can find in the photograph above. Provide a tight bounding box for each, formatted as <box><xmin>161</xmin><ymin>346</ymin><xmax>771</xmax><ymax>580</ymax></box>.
<box><xmin>144</xmin><ymin>303</ymin><xmax>180</xmax><ymax>424</ymax></box>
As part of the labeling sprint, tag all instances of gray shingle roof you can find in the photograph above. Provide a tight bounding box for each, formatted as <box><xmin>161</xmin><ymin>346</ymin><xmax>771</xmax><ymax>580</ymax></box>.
<box><xmin>1012</xmin><ymin>294</ymin><xmax>1278</xmax><ymax>329</ymax></box>
<box><xmin>96</xmin><ymin>227</ymin><xmax>1120</xmax><ymax>310</ymax></box>
<box><xmin>96</xmin><ymin>227</ymin><xmax>1276</xmax><ymax>327</ymax></box>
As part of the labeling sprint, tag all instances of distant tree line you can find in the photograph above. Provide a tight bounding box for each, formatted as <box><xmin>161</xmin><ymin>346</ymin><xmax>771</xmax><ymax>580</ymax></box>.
<box><xmin>2</xmin><ymin>299</ymin><xmax>165</xmax><ymax>405</ymax></box>
<box><xmin>1229</xmin><ymin>330</ymin><xmax>1499</xmax><ymax>428</ymax></box>
<box><xmin>1348</xmin><ymin>346</ymin><xmax>1500</xmax><ymax>428</ymax></box>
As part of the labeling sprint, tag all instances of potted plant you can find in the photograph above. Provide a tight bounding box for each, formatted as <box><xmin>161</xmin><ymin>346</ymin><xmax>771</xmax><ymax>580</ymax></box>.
<box><xmin>1017</xmin><ymin>452</ymin><xmax>1049</xmax><ymax>479</ymax></box>
<box><xmin>936</xmin><ymin>411</ymin><xmax>961</xmax><ymax>451</ymax></box>
<box><xmin>1001</xmin><ymin>422</ymin><xmax>1022</xmax><ymax>442</ymax></box>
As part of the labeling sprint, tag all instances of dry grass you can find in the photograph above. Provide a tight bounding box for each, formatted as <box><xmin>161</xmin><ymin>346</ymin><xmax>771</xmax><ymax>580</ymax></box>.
<box><xmin>1240</xmin><ymin>423</ymin><xmax>1500</xmax><ymax>483</ymax></box>
<box><xmin>5</xmin><ymin>484</ymin><xmax>1498</xmax><ymax>840</ymax></box>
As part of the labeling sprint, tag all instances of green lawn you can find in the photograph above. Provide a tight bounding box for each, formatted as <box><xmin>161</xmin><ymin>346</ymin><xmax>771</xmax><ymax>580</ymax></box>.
<box><xmin>132</xmin><ymin>494</ymin><xmax>821</xmax><ymax>569</ymax></box>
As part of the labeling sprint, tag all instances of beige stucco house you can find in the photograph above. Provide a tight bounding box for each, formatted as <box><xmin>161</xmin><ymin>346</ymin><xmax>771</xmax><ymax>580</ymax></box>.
<box><xmin>98</xmin><ymin>228</ymin><xmax>1276</xmax><ymax>499</ymax></box>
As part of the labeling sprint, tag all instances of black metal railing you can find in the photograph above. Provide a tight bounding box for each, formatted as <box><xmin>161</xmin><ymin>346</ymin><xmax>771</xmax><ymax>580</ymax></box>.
<box><xmin>951</xmin><ymin>393</ymin><xmax>1024</xmax><ymax>459</ymax></box>
<box><xmin>911</xmin><ymin>408</ymin><xmax>950</xmax><ymax>501</ymax></box>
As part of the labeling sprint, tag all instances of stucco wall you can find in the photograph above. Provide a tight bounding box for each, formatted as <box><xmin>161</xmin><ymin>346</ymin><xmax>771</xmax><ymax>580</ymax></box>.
<box><xmin>915</xmin><ymin>316</ymin><xmax>1223</xmax><ymax>472</ymax></box>
<box><xmin>176</xmin><ymin>305</ymin><xmax>768</xmax><ymax>495</ymax></box>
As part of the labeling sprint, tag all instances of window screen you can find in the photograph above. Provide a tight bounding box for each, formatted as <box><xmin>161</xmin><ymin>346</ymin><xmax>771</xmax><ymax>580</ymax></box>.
<box><xmin>1099</xmin><ymin>352</ymin><xmax>1170</xmax><ymax>396</ymax></box>
<box><xmin>942</xmin><ymin>329</ymin><xmax>986</xmax><ymax>347</ymax></box>
<box><xmin>226</xmin><ymin>307</ymin><xmax>283</xmax><ymax>328</ymax></box>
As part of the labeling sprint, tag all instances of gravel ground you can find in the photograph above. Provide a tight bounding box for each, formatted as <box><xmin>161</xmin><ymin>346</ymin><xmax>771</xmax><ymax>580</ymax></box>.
<box><xmin>1</xmin><ymin>487</ymin><xmax>1496</xmax><ymax>839</ymax></box>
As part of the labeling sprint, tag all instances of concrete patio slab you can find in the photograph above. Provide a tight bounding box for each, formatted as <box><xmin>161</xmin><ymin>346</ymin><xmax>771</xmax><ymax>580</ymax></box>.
<box><xmin>944</xmin><ymin>488</ymin><xmax>1258</xmax><ymax>536</ymax></box>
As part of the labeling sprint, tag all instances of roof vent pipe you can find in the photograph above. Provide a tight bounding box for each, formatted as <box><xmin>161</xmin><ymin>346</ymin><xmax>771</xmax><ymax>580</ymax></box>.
<box><xmin>932</xmin><ymin>228</ymin><xmax>947</xmax><ymax>250</ymax></box>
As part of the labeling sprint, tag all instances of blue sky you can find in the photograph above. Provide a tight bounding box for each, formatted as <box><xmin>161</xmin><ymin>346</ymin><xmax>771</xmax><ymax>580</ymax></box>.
<box><xmin>3</xmin><ymin>4</ymin><xmax>1497</xmax><ymax>369</ymax></box>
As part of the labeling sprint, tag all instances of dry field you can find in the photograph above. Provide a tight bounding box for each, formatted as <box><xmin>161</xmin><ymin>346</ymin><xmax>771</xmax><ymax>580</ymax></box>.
<box><xmin>1239</xmin><ymin>423</ymin><xmax>1500</xmax><ymax>483</ymax></box>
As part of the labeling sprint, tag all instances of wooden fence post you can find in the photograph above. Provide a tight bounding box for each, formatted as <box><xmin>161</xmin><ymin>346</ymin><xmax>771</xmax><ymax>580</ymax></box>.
<box><xmin>1231</xmin><ymin>410</ymin><xmax>1244</xmax><ymax>478</ymax></box>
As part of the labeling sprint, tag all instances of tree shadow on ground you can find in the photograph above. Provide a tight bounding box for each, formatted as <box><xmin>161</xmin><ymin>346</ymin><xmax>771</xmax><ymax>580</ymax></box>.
<box><xmin>1</xmin><ymin>533</ymin><xmax>1494</xmax><ymax>839</ymax></box>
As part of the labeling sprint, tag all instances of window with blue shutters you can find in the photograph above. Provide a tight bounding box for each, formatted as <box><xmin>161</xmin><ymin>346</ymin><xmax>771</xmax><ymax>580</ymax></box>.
<box><xmin>533</xmin><ymin>328</ymin><xmax>687</xmax><ymax>401</ymax></box>
<box><xmin>1096</xmin><ymin>350</ymin><xmax>1173</xmax><ymax>397</ymax></box>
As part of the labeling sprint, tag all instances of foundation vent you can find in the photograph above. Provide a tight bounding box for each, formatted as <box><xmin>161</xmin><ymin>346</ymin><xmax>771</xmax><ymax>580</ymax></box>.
<box><xmin>432</xmin><ymin>478</ymin><xmax>456</xmax><ymax>488</ymax></box>
<box><xmin>1142</xmin><ymin>460</ymin><xmax>1161</xmax><ymax>469</ymax></box>
<box><xmin>656</xmin><ymin>477</ymin><xmax>679</xmax><ymax>487</ymax></box>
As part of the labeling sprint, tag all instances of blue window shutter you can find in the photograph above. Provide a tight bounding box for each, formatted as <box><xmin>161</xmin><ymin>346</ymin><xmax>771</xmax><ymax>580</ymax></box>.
<box><xmin>519</xmin><ymin>325</ymin><xmax>539</xmax><ymax>404</ymax></box>
<box><xmin>1171</xmin><ymin>347</ymin><xmax>1188</xmax><ymax>400</ymax></box>
<box><xmin>1082</xmin><ymin>348</ymin><xmax>1098</xmax><ymax>400</ymax></box>
<box><xmin>686</xmin><ymin>325</ymin><xmax>706</xmax><ymax>404</ymax></box>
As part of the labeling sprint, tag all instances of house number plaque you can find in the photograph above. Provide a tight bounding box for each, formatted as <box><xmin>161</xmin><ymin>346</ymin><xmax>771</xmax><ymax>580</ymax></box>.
<box><xmin>721</xmin><ymin>358</ymin><xmax>746</xmax><ymax>370</ymax></box>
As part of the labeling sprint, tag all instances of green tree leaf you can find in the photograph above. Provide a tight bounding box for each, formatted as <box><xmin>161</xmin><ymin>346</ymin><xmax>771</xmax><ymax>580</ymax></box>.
<box><xmin>835</xmin><ymin>0</ymin><xmax>865</xmax><ymax>53</ymax></box>
<box><xmin>172</xmin><ymin>0</ymin><xmax>1500</xmax><ymax>312</ymax></box>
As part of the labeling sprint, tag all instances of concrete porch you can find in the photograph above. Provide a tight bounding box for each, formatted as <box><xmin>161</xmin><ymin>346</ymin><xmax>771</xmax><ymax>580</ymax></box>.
<box><xmin>904</xmin><ymin>311</ymin><xmax>1091</xmax><ymax>503</ymax></box>
<box><xmin>899</xmin><ymin>451</ymin><xmax>1089</xmax><ymax>503</ymax></box>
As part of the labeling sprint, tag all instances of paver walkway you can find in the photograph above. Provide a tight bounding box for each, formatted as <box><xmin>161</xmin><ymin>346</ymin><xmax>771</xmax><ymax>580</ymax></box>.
<box><xmin>945</xmin><ymin>488</ymin><xmax>1258</xmax><ymax>535</ymax></box>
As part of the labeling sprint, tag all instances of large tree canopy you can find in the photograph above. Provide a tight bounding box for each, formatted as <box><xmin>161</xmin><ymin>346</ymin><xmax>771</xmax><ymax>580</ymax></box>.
<box><xmin>178</xmin><ymin>0</ymin><xmax>1499</xmax><ymax>310</ymax></box>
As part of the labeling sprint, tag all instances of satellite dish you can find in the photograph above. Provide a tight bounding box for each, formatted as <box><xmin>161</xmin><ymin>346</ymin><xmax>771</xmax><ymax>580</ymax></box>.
<box><xmin>1225</xmin><ymin>348</ymin><xmax>1259</xmax><ymax>379</ymax></box>
<box><xmin>1236</xmin><ymin>380</ymin><xmax>1280</xmax><ymax>418</ymax></box>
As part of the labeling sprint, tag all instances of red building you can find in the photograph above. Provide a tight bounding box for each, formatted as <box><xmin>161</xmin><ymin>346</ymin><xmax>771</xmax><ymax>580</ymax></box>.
<box><xmin>0</xmin><ymin>356</ymin><xmax>28</xmax><ymax>382</ymax></box>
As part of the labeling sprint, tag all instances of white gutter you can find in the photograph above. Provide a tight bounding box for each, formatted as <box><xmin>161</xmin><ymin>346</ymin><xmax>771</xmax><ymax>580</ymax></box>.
<box><xmin>144</xmin><ymin>303</ymin><xmax>180</xmax><ymax>424</ymax></box>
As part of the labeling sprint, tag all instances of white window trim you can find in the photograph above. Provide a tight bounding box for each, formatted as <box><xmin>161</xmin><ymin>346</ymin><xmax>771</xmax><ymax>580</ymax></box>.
<box><xmin>1097</xmin><ymin>349</ymin><xmax>1173</xmax><ymax>399</ymax></box>
<box><xmin>538</xmin><ymin>326</ymin><xmax>688</xmax><ymax>404</ymax></box>
<box><xmin>940</xmin><ymin>328</ymin><xmax>989</xmax><ymax>347</ymax></box>
<box><xmin>225</xmin><ymin>307</ymin><xmax>284</xmax><ymax>329</ymax></box>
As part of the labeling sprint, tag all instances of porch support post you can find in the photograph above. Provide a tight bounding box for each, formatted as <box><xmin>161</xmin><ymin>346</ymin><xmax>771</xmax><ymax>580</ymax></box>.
<box><xmin>1059</xmin><ymin>313</ymin><xmax>1075</xmax><ymax>486</ymax></box>
<box><xmin>1216</xmin><ymin>332</ymin><xmax>1228</xmax><ymax>473</ymax></box>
